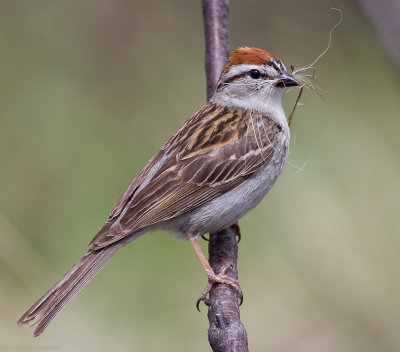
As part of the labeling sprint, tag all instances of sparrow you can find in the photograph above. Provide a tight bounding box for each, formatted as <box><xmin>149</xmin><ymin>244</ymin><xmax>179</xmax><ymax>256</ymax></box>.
<box><xmin>18</xmin><ymin>47</ymin><xmax>300</xmax><ymax>336</ymax></box>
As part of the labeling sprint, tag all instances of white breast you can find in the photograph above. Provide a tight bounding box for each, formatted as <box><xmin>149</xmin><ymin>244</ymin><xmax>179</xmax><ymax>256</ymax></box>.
<box><xmin>165</xmin><ymin>128</ymin><xmax>290</xmax><ymax>239</ymax></box>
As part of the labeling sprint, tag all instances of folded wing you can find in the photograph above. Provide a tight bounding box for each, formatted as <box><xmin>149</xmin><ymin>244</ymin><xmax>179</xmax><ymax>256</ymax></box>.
<box><xmin>90</xmin><ymin>102</ymin><xmax>281</xmax><ymax>249</ymax></box>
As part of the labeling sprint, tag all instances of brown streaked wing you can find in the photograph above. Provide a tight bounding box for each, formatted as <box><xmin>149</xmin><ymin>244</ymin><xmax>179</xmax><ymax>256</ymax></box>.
<box><xmin>90</xmin><ymin>102</ymin><xmax>281</xmax><ymax>249</ymax></box>
<box><xmin>109</xmin><ymin>150</ymin><xmax>166</xmax><ymax>220</ymax></box>
<box><xmin>88</xmin><ymin>148</ymin><xmax>167</xmax><ymax>247</ymax></box>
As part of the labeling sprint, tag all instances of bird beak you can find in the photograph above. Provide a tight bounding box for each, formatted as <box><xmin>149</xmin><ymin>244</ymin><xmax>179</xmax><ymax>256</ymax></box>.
<box><xmin>276</xmin><ymin>70</ymin><xmax>300</xmax><ymax>87</ymax></box>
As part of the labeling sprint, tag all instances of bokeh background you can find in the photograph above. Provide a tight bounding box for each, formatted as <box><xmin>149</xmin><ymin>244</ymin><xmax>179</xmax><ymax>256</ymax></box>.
<box><xmin>1</xmin><ymin>0</ymin><xmax>400</xmax><ymax>351</ymax></box>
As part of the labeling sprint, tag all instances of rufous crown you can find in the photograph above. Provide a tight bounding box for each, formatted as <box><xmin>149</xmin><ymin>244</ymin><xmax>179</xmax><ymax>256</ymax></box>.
<box><xmin>223</xmin><ymin>47</ymin><xmax>276</xmax><ymax>73</ymax></box>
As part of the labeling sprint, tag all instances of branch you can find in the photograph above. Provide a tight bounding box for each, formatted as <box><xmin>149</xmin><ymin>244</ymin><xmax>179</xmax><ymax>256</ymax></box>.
<box><xmin>202</xmin><ymin>0</ymin><xmax>230</xmax><ymax>100</ymax></box>
<box><xmin>202</xmin><ymin>1</ymin><xmax>249</xmax><ymax>351</ymax></box>
<box><xmin>357</xmin><ymin>0</ymin><xmax>400</xmax><ymax>69</ymax></box>
<box><xmin>207</xmin><ymin>228</ymin><xmax>249</xmax><ymax>352</ymax></box>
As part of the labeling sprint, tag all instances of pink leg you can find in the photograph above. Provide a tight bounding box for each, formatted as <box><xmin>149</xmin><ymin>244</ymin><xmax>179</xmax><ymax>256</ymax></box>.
<box><xmin>187</xmin><ymin>233</ymin><xmax>243</xmax><ymax>310</ymax></box>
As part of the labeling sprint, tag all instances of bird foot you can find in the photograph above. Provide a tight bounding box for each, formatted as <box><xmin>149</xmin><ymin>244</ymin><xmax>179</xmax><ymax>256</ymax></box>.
<box><xmin>196</xmin><ymin>263</ymin><xmax>243</xmax><ymax>311</ymax></box>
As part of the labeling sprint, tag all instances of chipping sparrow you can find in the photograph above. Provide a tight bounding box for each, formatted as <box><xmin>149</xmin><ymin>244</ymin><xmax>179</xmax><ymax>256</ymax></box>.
<box><xmin>18</xmin><ymin>47</ymin><xmax>299</xmax><ymax>336</ymax></box>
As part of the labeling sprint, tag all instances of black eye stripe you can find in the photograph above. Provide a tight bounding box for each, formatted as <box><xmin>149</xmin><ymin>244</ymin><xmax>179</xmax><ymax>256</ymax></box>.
<box><xmin>216</xmin><ymin>69</ymin><xmax>275</xmax><ymax>90</ymax></box>
<box><xmin>221</xmin><ymin>71</ymin><xmax>270</xmax><ymax>85</ymax></box>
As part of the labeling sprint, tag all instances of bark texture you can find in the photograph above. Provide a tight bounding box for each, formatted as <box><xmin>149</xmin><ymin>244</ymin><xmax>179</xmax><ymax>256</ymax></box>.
<box><xmin>207</xmin><ymin>229</ymin><xmax>249</xmax><ymax>352</ymax></box>
<box><xmin>202</xmin><ymin>0</ymin><xmax>230</xmax><ymax>100</ymax></box>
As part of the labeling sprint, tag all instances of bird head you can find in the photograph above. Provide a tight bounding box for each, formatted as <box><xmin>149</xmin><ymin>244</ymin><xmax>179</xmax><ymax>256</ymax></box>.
<box><xmin>212</xmin><ymin>47</ymin><xmax>300</xmax><ymax>112</ymax></box>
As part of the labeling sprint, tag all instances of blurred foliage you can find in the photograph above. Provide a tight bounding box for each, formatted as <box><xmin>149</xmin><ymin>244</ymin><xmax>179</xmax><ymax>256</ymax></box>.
<box><xmin>1</xmin><ymin>0</ymin><xmax>400</xmax><ymax>351</ymax></box>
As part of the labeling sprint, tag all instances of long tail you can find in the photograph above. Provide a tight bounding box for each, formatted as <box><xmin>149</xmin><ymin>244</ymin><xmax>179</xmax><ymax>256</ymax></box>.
<box><xmin>17</xmin><ymin>239</ymin><xmax>127</xmax><ymax>337</ymax></box>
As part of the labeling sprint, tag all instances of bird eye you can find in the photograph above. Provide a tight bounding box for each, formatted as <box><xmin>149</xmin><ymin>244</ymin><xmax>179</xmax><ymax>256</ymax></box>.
<box><xmin>249</xmin><ymin>69</ymin><xmax>261</xmax><ymax>79</ymax></box>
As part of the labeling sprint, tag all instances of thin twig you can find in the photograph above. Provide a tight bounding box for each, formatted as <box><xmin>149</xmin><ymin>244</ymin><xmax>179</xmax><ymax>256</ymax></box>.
<box><xmin>288</xmin><ymin>87</ymin><xmax>303</xmax><ymax>127</ymax></box>
<box><xmin>288</xmin><ymin>70</ymin><xmax>315</xmax><ymax>127</ymax></box>
<box><xmin>202</xmin><ymin>0</ymin><xmax>249</xmax><ymax>351</ymax></box>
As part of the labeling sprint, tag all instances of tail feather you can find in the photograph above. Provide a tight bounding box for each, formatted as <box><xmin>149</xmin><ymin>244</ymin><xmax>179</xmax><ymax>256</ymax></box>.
<box><xmin>17</xmin><ymin>240</ymin><xmax>125</xmax><ymax>336</ymax></box>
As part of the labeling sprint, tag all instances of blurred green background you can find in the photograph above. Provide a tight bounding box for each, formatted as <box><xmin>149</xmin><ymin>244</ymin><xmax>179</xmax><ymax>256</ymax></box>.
<box><xmin>2</xmin><ymin>0</ymin><xmax>400</xmax><ymax>351</ymax></box>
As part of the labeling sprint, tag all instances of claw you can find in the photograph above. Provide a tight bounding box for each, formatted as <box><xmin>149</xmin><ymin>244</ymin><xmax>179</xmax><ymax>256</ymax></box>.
<box><xmin>232</xmin><ymin>222</ymin><xmax>241</xmax><ymax>243</ymax></box>
<box><xmin>196</xmin><ymin>298</ymin><xmax>202</xmax><ymax>311</ymax></box>
<box><xmin>196</xmin><ymin>295</ymin><xmax>210</xmax><ymax>311</ymax></box>
<box><xmin>200</xmin><ymin>234</ymin><xmax>210</xmax><ymax>241</ymax></box>
<box><xmin>187</xmin><ymin>233</ymin><xmax>243</xmax><ymax>310</ymax></box>
<box><xmin>195</xmin><ymin>263</ymin><xmax>243</xmax><ymax>310</ymax></box>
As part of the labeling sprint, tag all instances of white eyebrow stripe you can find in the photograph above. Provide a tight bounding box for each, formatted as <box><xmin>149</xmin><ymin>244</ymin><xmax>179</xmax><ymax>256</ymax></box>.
<box><xmin>223</xmin><ymin>64</ymin><xmax>264</xmax><ymax>80</ymax></box>
<box><xmin>222</xmin><ymin>63</ymin><xmax>279</xmax><ymax>82</ymax></box>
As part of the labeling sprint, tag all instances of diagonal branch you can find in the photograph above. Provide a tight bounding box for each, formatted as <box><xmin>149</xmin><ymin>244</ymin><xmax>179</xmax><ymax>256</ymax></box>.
<box><xmin>202</xmin><ymin>1</ymin><xmax>249</xmax><ymax>351</ymax></box>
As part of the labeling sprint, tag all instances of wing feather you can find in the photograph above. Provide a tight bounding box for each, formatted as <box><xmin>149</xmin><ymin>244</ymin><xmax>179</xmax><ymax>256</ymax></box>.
<box><xmin>90</xmin><ymin>102</ymin><xmax>282</xmax><ymax>249</ymax></box>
